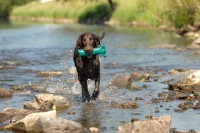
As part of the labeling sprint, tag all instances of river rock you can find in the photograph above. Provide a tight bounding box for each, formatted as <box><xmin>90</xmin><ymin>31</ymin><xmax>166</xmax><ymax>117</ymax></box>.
<box><xmin>118</xmin><ymin>115</ymin><xmax>171</xmax><ymax>133</ymax></box>
<box><xmin>26</xmin><ymin>84</ymin><xmax>46</xmax><ymax>92</ymax></box>
<box><xmin>158</xmin><ymin>70</ymin><xmax>200</xmax><ymax>92</ymax></box>
<box><xmin>195</xmin><ymin>50</ymin><xmax>200</xmax><ymax>54</ymax></box>
<box><xmin>112</xmin><ymin>101</ymin><xmax>138</xmax><ymax>109</ymax></box>
<box><xmin>89</xmin><ymin>127</ymin><xmax>100</xmax><ymax>133</ymax></box>
<box><xmin>130</xmin><ymin>71</ymin><xmax>150</xmax><ymax>81</ymax></box>
<box><xmin>3</xmin><ymin>61</ymin><xmax>20</xmax><ymax>66</ymax></box>
<box><xmin>41</xmin><ymin>117</ymin><xmax>84</xmax><ymax>133</ymax></box>
<box><xmin>0</xmin><ymin>88</ymin><xmax>12</xmax><ymax>97</ymax></box>
<box><xmin>104</xmin><ymin>62</ymin><xmax>117</xmax><ymax>69</ymax></box>
<box><xmin>187</xmin><ymin>43</ymin><xmax>200</xmax><ymax>50</ymax></box>
<box><xmin>107</xmin><ymin>73</ymin><xmax>132</xmax><ymax>89</ymax></box>
<box><xmin>67</xmin><ymin>66</ymin><xmax>77</xmax><ymax>75</ymax></box>
<box><xmin>178</xmin><ymin>102</ymin><xmax>193</xmax><ymax>110</ymax></box>
<box><xmin>158</xmin><ymin>91</ymin><xmax>191</xmax><ymax>101</ymax></box>
<box><xmin>0</xmin><ymin>108</ymin><xmax>33</xmax><ymax>125</ymax></box>
<box><xmin>168</xmin><ymin>68</ymin><xmax>187</xmax><ymax>75</ymax></box>
<box><xmin>193</xmin><ymin>100</ymin><xmax>200</xmax><ymax>109</ymax></box>
<box><xmin>13</xmin><ymin>90</ymin><xmax>31</xmax><ymax>96</ymax></box>
<box><xmin>36</xmin><ymin>71</ymin><xmax>62</xmax><ymax>77</ymax></box>
<box><xmin>0</xmin><ymin>110</ymin><xmax>84</xmax><ymax>133</ymax></box>
<box><xmin>107</xmin><ymin>74</ymin><xmax>141</xmax><ymax>90</ymax></box>
<box><xmin>24</xmin><ymin>93</ymin><xmax>69</xmax><ymax>110</ymax></box>
<box><xmin>174</xmin><ymin>47</ymin><xmax>188</xmax><ymax>52</ymax></box>
<box><xmin>10</xmin><ymin>85</ymin><xmax>23</xmax><ymax>91</ymax></box>
<box><xmin>184</xmin><ymin>31</ymin><xmax>196</xmax><ymax>37</ymax></box>
<box><xmin>194</xmin><ymin>37</ymin><xmax>200</xmax><ymax>44</ymax></box>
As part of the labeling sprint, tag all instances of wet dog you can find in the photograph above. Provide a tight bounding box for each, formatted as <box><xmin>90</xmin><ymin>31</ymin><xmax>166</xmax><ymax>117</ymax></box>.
<box><xmin>73</xmin><ymin>32</ymin><xmax>105</xmax><ymax>102</ymax></box>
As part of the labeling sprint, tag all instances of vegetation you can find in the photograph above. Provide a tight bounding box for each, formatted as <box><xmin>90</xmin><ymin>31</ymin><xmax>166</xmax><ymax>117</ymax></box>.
<box><xmin>112</xmin><ymin>0</ymin><xmax>200</xmax><ymax>27</ymax></box>
<box><xmin>166</xmin><ymin>0</ymin><xmax>200</xmax><ymax>27</ymax></box>
<box><xmin>10</xmin><ymin>0</ymin><xmax>112</xmax><ymax>23</ymax></box>
<box><xmin>0</xmin><ymin>0</ymin><xmax>34</xmax><ymax>18</ymax></box>
<box><xmin>1</xmin><ymin>0</ymin><xmax>200</xmax><ymax>28</ymax></box>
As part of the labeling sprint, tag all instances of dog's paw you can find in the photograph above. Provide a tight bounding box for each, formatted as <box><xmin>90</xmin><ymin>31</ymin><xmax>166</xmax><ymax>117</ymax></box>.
<box><xmin>82</xmin><ymin>93</ymin><xmax>91</xmax><ymax>102</ymax></box>
<box><xmin>91</xmin><ymin>90</ymin><xmax>99</xmax><ymax>101</ymax></box>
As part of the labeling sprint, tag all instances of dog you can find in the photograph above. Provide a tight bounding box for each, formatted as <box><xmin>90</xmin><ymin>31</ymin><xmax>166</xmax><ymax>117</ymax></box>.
<box><xmin>73</xmin><ymin>32</ymin><xmax>105</xmax><ymax>102</ymax></box>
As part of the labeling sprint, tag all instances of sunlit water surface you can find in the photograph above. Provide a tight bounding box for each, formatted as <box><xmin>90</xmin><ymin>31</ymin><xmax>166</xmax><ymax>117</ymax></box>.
<box><xmin>0</xmin><ymin>20</ymin><xmax>200</xmax><ymax>132</ymax></box>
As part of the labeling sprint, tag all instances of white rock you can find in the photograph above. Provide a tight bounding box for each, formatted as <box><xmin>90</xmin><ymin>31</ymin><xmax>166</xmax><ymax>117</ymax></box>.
<box><xmin>67</xmin><ymin>66</ymin><xmax>77</xmax><ymax>75</ymax></box>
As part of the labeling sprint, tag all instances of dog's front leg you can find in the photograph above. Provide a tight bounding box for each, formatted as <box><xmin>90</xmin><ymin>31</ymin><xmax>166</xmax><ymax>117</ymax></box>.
<box><xmin>91</xmin><ymin>75</ymin><xmax>100</xmax><ymax>100</ymax></box>
<box><xmin>79</xmin><ymin>78</ymin><xmax>91</xmax><ymax>102</ymax></box>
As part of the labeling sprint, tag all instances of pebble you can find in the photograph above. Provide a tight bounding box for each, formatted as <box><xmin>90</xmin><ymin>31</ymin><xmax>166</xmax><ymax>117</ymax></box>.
<box><xmin>145</xmin><ymin>115</ymin><xmax>152</xmax><ymax>119</ymax></box>
<box><xmin>67</xmin><ymin>66</ymin><xmax>77</xmax><ymax>75</ymax></box>
<box><xmin>174</xmin><ymin>109</ymin><xmax>184</xmax><ymax>113</ymax></box>
<box><xmin>131</xmin><ymin>118</ymin><xmax>139</xmax><ymax>122</ymax></box>
<box><xmin>67</xmin><ymin>111</ymin><xmax>75</xmax><ymax>115</ymax></box>
<box><xmin>165</xmin><ymin>108</ymin><xmax>170</xmax><ymax>110</ymax></box>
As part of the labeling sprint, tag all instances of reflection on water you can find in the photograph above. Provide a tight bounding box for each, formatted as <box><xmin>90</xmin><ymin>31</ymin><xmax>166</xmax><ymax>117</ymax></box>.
<box><xmin>78</xmin><ymin>103</ymin><xmax>101</xmax><ymax>128</ymax></box>
<box><xmin>0</xmin><ymin>20</ymin><xmax>200</xmax><ymax>132</ymax></box>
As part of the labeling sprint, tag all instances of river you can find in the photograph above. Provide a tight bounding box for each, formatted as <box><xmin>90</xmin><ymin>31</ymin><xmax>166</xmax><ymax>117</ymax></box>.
<box><xmin>0</xmin><ymin>20</ymin><xmax>200</xmax><ymax>132</ymax></box>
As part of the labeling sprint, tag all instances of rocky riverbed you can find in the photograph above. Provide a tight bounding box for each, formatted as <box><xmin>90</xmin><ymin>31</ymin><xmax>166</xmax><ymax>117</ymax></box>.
<box><xmin>1</xmin><ymin>67</ymin><xmax>200</xmax><ymax>132</ymax></box>
<box><xmin>1</xmin><ymin>21</ymin><xmax>200</xmax><ymax>133</ymax></box>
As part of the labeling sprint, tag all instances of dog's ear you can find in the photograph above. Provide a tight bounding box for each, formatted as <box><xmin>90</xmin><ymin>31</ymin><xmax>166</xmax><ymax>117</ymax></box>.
<box><xmin>76</xmin><ymin>34</ymin><xmax>83</xmax><ymax>48</ymax></box>
<box><xmin>94</xmin><ymin>31</ymin><xmax>106</xmax><ymax>46</ymax></box>
<box><xmin>73</xmin><ymin>34</ymin><xmax>83</xmax><ymax>59</ymax></box>
<box><xmin>100</xmin><ymin>31</ymin><xmax>106</xmax><ymax>41</ymax></box>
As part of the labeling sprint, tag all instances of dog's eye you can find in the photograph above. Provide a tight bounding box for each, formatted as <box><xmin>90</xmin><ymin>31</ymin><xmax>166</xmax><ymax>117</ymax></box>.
<box><xmin>89</xmin><ymin>37</ymin><xmax>93</xmax><ymax>41</ymax></box>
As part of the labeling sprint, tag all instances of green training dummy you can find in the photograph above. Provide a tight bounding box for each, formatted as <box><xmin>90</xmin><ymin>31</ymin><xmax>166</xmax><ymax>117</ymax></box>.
<box><xmin>77</xmin><ymin>45</ymin><xmax>106</xmax><ymax>57</ymax></box>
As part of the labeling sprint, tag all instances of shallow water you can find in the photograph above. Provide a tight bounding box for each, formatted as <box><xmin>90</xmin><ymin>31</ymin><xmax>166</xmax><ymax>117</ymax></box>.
<box><xmin>0</xmin><ymin>20</ymin><xmax>200</xmax><ymax>132</ymax></box>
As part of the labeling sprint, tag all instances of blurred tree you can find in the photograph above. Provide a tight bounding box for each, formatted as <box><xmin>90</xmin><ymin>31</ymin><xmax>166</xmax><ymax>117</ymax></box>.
<box><xmin>108</xmin><ymin>0</ymin><xmax>114</xmax><ymax>10</ymax></box>
<box><xmin>55</xmin><ymin>0</ymin><xmax>115</xmax><ymax>10</ymax></box>
<box><xmin>0</xmin><ymin>0</ymin><xmax>12</xmax><ymax>18</ymax></box>
<box><xmin>0</xmin><ymin>0</ymin><xmax>35</xmax><ymax>18</ymax></box>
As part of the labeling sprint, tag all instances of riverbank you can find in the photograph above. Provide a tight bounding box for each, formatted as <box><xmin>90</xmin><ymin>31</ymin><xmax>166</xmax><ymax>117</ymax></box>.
<box><xmin>9</xmin><ymin>0</ymin><xmax>200</xmax><ymax>28</ymax></box>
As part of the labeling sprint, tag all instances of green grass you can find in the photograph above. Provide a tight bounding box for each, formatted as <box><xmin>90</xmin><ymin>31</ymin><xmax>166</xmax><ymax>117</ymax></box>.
<box><xmin>11</xmin><ymin>0</ymin><xmax>112</xmax><ymax>20</ymax></box>
<box><xmin>10</xmin><ymin>0</ymin><xmax>200</xmax><ymax>27</ymax></box>
<box><xmin>111</xmin><ymin>0</ymin><xmax>169</xmax><ymax>26</ymax></box>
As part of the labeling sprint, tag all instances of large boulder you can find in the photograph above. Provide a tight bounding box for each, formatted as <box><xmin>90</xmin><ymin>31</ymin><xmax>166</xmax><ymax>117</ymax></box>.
<box><xmin>24</xmin><ymin>93</ymin><xmax>69</xmax><ymax>110</ymax></box>
<box><xmin>0</xmin><ymin>110</ymin><xmax>84</xmax><ymax>133</ymax></box>
<box><xmin>0</xmin><ymin>88</ymin><xmax>12</xmax><ymax>97</ymax></box>
<box><xmin>158</xmin><ymin>70</ymin><xmax>200</xmax><ymax>92</ymax></box>
<box><xmin>118</xmin><ymin>115</ymin><xmax>171</xmax><ymax>133</ymax></box>
<box><xmin>107</xmin><ymin>74</ymin><xmax>132</xmax><ymax>89</ymax></box>
<box><xmin>107</xmin><ymin>73</ymin><xmax>141</xmax><ymax>90</ymax></box>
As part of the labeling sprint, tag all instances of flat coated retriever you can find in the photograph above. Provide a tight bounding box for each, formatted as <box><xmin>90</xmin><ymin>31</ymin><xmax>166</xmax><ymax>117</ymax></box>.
<box><xmin>73</xmin><ymin>32</ymin><xmax>105</xmax><ymax>102</ymax></box>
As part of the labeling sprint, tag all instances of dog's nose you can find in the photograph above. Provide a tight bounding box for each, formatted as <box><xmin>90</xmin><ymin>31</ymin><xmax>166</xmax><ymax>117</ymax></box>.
<box><xmin>84</xmin><ymin>47</ymin><xmax>93</xmax><ymax>53</ymax></box>
<box><xmin>85</xmin><ymin>49</ymin><xmax>92</xmax><ymax>53</ymax></box>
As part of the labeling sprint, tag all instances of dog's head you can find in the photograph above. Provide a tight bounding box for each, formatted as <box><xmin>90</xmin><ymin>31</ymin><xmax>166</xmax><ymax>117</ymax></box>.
<box><xmin>76</xmin><ymin>32</ymin><xmax>105</xmax><ymax>58</ymax></box>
